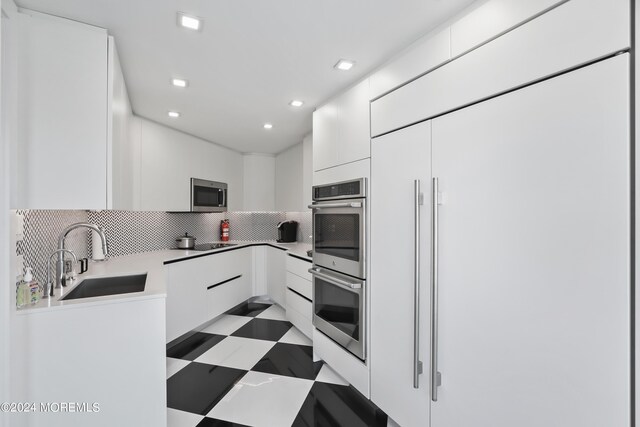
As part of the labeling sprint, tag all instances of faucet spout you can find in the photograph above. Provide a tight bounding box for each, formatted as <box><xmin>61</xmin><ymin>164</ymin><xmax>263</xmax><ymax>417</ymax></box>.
<box><xmin>56</xmin><ymin>223</ymin><xmax>109</xmax><ymax>289</ymax></box>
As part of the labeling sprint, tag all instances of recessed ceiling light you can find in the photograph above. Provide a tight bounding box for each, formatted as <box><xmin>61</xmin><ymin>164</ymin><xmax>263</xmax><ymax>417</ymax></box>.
<box><xmin>263</xmin><ymin>123</ymin><xmax>273</xmax><ymax>129</ymax></box>
<box><xmin>289</xmin><ymin>100</ymin><xmax>304</xmax><ymax>107</ymax></box>
<box><xmin>334</xmin><ymin>59</ymin><xmax>355</xmax><ymax>71</ymax></box>
<box><xmin>168</xmin><ymin>111</ymin><xmax>181</xmax><ymax>118</ymax></box>
<box><xmin>177</xmin><ymin>12</ymin><xmax>202</xmax><ymax>31</ymax></box>
<box><xmin>172</xmin><ymin>78</ymin><xmax>188</xmax><ymax>88</ymax></box>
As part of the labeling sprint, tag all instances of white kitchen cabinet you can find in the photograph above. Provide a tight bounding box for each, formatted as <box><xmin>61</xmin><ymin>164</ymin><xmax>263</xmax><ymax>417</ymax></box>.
<box><xmin>430</xmin><ymin>55</ymin><xmax>630</xmax><ymax>427</ymax></box>
<box><xmin>13</xmin><ymin>10</ymin><xmax>136</xmax><ymax>210</ymax></box>
<box><xmin>266</xmin><ymin>246</ymin><xmax>286</xmax><ymax>307</ymax></box>
<box><xmin>285</xmin><ymin>255</ymin><xmax>313</xmax><ymax>339</ymax></box>
<box><xmin>12</xmin><ymin>297</ymin><xmax>166</xmax><ymax>426</ymax></box>
<box><xmin>274</xmin><ymin>134</ymin><xmax>313</xmax><ymax>212</ymax></box>
<box><xmin>370</xmin><ymin>120</ymin><xmax>432</xmax><ymax>427</ymax></box>
<box><xmin>207</xmin><ymin>249</ymin><xmax>253</xmax><ymax>321</ymax></box>
<box><xmin>15</xmin><ymin>10</ymin><xmax>109</xmax><ymax>210</ymax></box>
<box><xmin>371</xmin><ymin>0</ymin><xmax>630</xmax><ymax>137</ymax></box>
<box><xmin>313</xmin><ymin>79</ymin><xmax>370</xmax><ymax>171</ymax></box>
<box><xmin>449</xmin><ymin>0</ymin><xmax>564</xmax><ymax>57</ymax></box>
<box><xmin>138</xmin><ymin>117</ymin><xmax>244</xmax><ymax>212</ymax></box>
<box><xmin>370</xmin><ymin>55</ymin><xmax>631</xmax><ymax>427</ymax></box>
<box><xmin>166</xmin><ymin>248</ymin><xmax>252</xmax><ymax>342</ymax></box>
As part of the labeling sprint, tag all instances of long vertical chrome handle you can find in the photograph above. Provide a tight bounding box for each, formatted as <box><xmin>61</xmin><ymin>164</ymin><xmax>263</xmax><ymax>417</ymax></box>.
<box><xmin>431</xmin><ymin>177</ymin><xmax>441</xmax><ymax>401</ymax></box>
<box><xmin>413</xmin><ymin>180</ymin><xmax>422</xmax><ymax>388</ymax></box>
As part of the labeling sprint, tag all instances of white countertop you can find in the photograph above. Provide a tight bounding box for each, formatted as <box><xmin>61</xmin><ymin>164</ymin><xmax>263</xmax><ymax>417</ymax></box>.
<box><xmin>17</xmin><ymin>241</ymin><xmax>312</xmax><ymax>315</ymax></box>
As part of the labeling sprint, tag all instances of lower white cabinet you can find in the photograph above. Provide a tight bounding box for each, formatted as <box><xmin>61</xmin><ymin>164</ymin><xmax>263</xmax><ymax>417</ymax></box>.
<box><xmin>285</xmin><ymin>255</ymin><xmax>313</xmax><ymax>339</ymax></box>
<box><xmin>166</xmin><ymin>248</ymin><xmax>252</xmax><ymax>342</ymax></box>
<box><xmin>371</xmin><ymin>55</ymin><xmax>630</xmax><ymax>426</ymax></box>
<box><xmin>266</xmin><ymin>247</ymin><xmax>287</xmax><ymax>306</ymax></box>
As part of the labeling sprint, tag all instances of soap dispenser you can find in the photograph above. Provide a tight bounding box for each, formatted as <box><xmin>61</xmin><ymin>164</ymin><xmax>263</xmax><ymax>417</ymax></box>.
<box><xmin>24</xmin><ymin>267</ymin><xmax>41</xmax><ymax>305</ymax></box>
<box><xmin>16</xmin><ymin>268</ymin><xmax>32</xmax><ymax>308</ymax></box>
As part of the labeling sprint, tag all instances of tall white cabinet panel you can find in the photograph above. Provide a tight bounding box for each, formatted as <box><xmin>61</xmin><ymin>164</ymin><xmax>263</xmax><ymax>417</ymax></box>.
<box><xmin>370</xmin><ymin>121</ymin><xmax>432</xmax><ymax>427</ymax></box>
<box><xmin>266</xmin><ymin>247</ymin><xmax>286</xmax><ymax>307</ymax></box>
<box><xmin>313</xmin><ymin>79</ymin><xmax>370</xmax><ymax>171</ymax></box>
<box><xmin>17</xmin><ymin>11</ymin><xmax>108</xmax><ymax>209</ymax></box>
<box><xmin>430</xmin><ymin>55</ymin><xmax>629</xmax><ymax>426</ymax></box>
<box><xmin>312</xmin><ymin>102</ymin><xmax>338</xmax><ymax>171</ymax></box>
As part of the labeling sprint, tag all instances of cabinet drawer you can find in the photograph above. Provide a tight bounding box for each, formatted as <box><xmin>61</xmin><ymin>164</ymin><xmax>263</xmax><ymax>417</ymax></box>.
<box><xmin>286</xmin><ymin>255</ymin><xmax>312</xmax><ymax>281</ymax></box>
<box><xmin>286</xmin><ymin>272</ymin><xmax>311</xmax><ymax>301</ymax></box>
<box><xmin>207</xmin><ymin>273</ymin><xmax>252</xmax><ymax>321</ymax></box>
<box><xmin>286</xmin><ymin>288</ymin><xmax>312</xmax><ymax>321</ymax></box>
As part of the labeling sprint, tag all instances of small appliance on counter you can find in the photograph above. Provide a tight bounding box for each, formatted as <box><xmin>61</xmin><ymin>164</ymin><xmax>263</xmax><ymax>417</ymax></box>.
<box><xmin>175</xmin><ymin>233</ymin><xmax>196</xmax><ymax>249</ymax></box>
<box><xmin>277</xmin><ymin>220</ymin><xmax>298</xmax><ymax>243</ymax></box>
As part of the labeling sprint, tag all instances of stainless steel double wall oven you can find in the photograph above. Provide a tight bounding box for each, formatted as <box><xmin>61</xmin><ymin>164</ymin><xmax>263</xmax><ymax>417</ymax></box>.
<box><xmin>309</xmin><ymin>178</ymin><xmax>367</xmax><ymax>360</ymax></box>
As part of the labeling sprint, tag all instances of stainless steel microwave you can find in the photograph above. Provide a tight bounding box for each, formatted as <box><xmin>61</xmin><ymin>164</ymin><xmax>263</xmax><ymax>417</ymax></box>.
<box><xmin>190</xmin><ymin>178</ymin><xmax>227</xmax><ymax>212</ymax></box>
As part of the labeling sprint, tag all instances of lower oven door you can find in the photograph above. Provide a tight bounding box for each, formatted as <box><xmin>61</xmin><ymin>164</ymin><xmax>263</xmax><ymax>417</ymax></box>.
<box><xmin>310</xmin><ymin>267</ymin><xmax>365</xmax><ymax>360</ymax></box>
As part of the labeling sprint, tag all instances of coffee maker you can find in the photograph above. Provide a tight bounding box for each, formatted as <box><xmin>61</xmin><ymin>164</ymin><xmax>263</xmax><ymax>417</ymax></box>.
<box><xmin>277</xmin><ymin>220</ymin><xmax>298</xmax><ymax>243</ymax></box>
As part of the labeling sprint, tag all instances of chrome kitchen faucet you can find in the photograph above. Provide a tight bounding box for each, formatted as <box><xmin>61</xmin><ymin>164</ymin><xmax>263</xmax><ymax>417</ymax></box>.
<box><xmin>55</xmin><ymin>223</ymin><xmax>109</xmax><ymax>290</ymax></box>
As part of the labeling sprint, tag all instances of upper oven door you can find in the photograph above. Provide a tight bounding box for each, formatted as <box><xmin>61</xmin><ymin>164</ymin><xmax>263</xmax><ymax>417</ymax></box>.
<box><xmin>310</xmin><ymin>199</ymin><xmax>365</xmax><ymax>279</ymax></box>
<box><xmin>191</xmin><ymin>178</ymin><xmax>227</xmax><ymax>212</ymax></box>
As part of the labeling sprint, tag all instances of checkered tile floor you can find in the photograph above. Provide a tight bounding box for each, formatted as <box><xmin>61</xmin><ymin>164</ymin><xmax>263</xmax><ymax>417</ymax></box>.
<box><xmin>166</xmin><ymin>300</ymin><xmax>388</xmax><ymax>427</ymax></box>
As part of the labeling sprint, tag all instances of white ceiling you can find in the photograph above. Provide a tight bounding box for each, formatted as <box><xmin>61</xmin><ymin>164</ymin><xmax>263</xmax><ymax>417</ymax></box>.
<box><xmin>16</xmin><ymin>0</ymin><xmax>477</xmax><ymax>154</ymax></box>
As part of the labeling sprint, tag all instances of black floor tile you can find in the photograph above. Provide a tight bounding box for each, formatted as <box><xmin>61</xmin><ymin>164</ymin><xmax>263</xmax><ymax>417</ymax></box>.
<box><xmin>251</xmin><ymin>342</ymin><xmax>323</xmax><ymax>380</ymax></box>
<box><xmin>196</xmin><ymin>417</ymin><xmax>250</xmax><ymax>427</ymax></box>
<box><xmin>225</xmin><ymin>301</ymin><xmax>272</xmax><ymax>317</ymax></box>
<box><xmin>167</xmin><ymin>362</ymin><xmax>246</xmax><ymax>416</ymax></box>
<box><xmin>292</xmin><ymin>382</ymin><xmax>388</xmax><ymax>427</ymax></box>
<box><xmin>167</xmin><ymin>332</ymin><xmax>226</xmax><ymax>360</ymax></box>
<box><xmin>230</xmin><ymin>318</ymin><xmax>292</xmax><ymax>341</ymax></box>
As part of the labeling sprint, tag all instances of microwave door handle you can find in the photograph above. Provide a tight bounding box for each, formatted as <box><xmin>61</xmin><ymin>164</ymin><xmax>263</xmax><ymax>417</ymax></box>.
<box><xmin>220</xmin><ymin>188</ymin><xmax>226</xmax><ymax>207</ymax></box>
<box><xmin>307</xmin><ymin>202</ymin><xmax>363</xmax><ymax>209</ymax></box>
<box><xmin>308</xmin><ymin>268</ymin><xmax>362</xmax><ymax>290</ymax></box>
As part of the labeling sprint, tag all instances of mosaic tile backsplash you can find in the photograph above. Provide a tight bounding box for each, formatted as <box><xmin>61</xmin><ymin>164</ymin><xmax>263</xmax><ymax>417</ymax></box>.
<box><xmin>15</xmin><ymin>210</ymin><xmax>311</xmax><ymax>285</ymax></box>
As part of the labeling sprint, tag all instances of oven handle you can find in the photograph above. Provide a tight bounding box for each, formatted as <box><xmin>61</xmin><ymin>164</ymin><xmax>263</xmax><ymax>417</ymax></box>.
<box><xmin>307</xmin><ymin>202</ymin><xmax>363</xmax><ymax>209</ymax></box>
<box><xmin>308</xmin><ymin>268</ymin><xmax>362</xmax><ymax>290</ymax></box>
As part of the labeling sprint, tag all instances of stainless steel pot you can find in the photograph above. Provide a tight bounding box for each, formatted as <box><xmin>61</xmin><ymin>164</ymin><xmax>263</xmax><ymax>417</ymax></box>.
<box><xmin>176</xmin><ymin>233</ymin><xmax>196</xmax><ymax>249</ymax></box>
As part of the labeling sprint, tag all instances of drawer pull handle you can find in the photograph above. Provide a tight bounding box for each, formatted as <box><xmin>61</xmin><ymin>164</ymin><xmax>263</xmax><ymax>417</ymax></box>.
<box><xmin>207</xmin><ymin>274</ymin><xmax>242</xmax><ymax>290</ymax></box>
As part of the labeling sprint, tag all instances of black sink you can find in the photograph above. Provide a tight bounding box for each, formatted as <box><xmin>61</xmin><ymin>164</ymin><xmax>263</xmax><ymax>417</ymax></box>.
<box><xmin>60</xmin><ymin>274</ymin><xmax>147</xmax><ymax>301</ymax></box>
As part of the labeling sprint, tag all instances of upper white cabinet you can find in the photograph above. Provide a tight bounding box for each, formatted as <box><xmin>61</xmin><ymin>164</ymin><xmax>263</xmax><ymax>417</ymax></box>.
<box><xmin>15</xmin><ymin>10</ymin><xmax>110</xmax><ymax>210</ymax></box>
<box><xmin>274</xmin><ymin>134</ymin><xmax>313</xmax><ymax>212</ymax></box>
<box><xmin>243</xmin><ymin>154</ymin><xmax>276</xmax><ymax>211</ymax></box>
<box><xmin>137</xmin><ymin>117</ymin><xmax>244</xmax><ymax>212</ymax></box>
<box><xmin>371</xmin><ymin>0</ymin><xmax>630</xmax><ymax>137</ymax></box>
<box><xmin>313</xmin><ymin>79</ymin><xmax>370</xmax><ymax>172</ymax></box>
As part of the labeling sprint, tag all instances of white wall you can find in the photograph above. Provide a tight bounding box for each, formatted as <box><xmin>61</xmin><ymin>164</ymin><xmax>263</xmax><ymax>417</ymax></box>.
<box><xmin>274</xmin><ymin>133</ymin><xmax>313</xmax><ymax>212</ymax></box>
<box><xmin>136</xmin><ymin>116</ymin><xmax>245</xmax><ymax>211</ymax></box>
<box><xmin>243</xmin><ymin>153</ymin><xmax>275</xmax><ymax>211</ymax></box>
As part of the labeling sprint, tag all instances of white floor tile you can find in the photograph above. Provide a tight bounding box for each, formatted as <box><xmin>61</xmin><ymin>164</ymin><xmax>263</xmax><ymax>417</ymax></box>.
<box><xmin>255</xmin><ymin>304</ymin><xmax>287</xmax><ymax>321</ymax></box>
<box><xmin>279</xmin><ymin>326</ymin><xmax>312</xmax><ymax>346</ymax></box>
<box><xmin>207</xmin><ymin>371</ymin><xmax>313</xmax><ymax>427</ymax></box>
<box><xmin>195</xmin><ymin>336</ymin><xmax>276</xmax><ymax>370</ymax></box>
<box><xmin>316</xmin><ymin>363</ymin><xmax>349</xmax><ymax>386</ymax></box>
<box><xmin>167</xmin><ymin>408</ymin><xmax>203</xmax><ymax>427</ymax></box>
<box><xmin>166</xmin><ymin>357</ymin><xmax>190</xmax><ymax>379</ymax></box>
<box><xmin>201</xmin><ymin>314</ymin><xmax>252</xmax><ymax>336</ymax></box>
